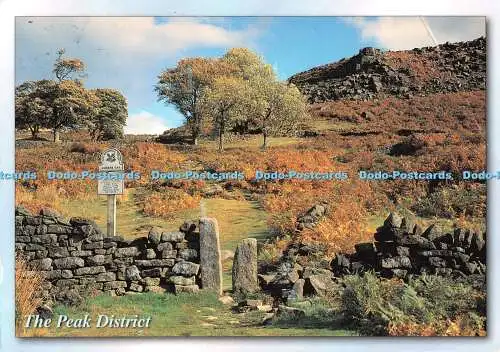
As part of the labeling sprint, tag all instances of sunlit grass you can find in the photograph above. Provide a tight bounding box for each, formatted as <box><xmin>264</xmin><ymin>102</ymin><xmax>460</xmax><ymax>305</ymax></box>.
<box><xmin>40</xmin><ymin>291</ymin><xmax>356</xmax><ymax>337</ymax></box>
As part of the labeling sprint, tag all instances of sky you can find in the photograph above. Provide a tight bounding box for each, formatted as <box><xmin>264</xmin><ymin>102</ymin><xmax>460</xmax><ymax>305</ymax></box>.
<box><xmin>15</xmin><ymin>16</ymin><xmax>486</xmax><ymax>134</ymax></box>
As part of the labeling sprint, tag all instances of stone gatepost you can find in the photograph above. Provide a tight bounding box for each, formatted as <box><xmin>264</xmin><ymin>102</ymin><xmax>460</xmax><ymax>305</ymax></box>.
<box><xmin>199</xmin><ymin>217</ymin><xmax>223</xmax><ymax>295</ymax></box>
<box><xmin>232</xmin><ymin>238</ymin><xmax>258</xmax><ymax>295</ymax></box>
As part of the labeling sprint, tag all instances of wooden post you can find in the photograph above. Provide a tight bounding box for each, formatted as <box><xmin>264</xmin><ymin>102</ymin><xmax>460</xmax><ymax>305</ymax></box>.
<box><xmin>99</xmin><ymin>148</ymin><xmax>124</xmax><ymax>237</ymax></box>
<box><xmin>107</xmin><ymin>194</ymin><xmax>116</xmax><ymax>237</ymax></box>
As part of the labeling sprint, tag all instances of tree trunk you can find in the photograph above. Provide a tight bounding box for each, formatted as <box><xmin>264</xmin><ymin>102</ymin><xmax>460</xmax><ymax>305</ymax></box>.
<box><xmin>262</xmin><ymin>132</ymin><xmax>268</xmax><ymax>149</ymax></box>
<box><xmin>218</xmin><ymin>126</ymin><xmax>223</xmax><ymax>152</ymax></box>
<box><xmin>191</xmin><ymin>112</ymin><xmax>200</xmax><ymax>146</ymax></box>
<box><xmin>30</xmin><ymin>126</ymin><xmax>40</xmax><ymax>139</ymax></box>
<box><xmin>53</xmin><ymin>129</ymin><xmax>60</xmax><ymax>143</ymax></box>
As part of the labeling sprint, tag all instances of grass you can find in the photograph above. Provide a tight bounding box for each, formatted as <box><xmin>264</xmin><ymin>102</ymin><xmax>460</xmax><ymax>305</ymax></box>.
<box><xmin>40</xmin><ymin>291</ymin><xmax>356</xmax><ymax>337</ymax></box>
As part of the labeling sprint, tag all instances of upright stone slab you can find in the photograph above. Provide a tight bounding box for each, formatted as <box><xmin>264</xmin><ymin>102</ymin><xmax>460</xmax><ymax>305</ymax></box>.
<box><xmin>232</xmin><ymin>238</ymin><xmax>258</xmax><ymax>295</ymax></box>
<box><xmin>199</xmin><ymin>217</ymin><xmax>223</xmax><ymax>295</ymax></box>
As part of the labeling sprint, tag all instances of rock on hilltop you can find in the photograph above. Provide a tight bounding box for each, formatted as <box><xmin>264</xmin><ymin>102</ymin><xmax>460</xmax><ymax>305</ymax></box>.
<box><xmin>288</xmin><ymin>37</ymin><xmax>486</xmax><ymax>103</ymax></box>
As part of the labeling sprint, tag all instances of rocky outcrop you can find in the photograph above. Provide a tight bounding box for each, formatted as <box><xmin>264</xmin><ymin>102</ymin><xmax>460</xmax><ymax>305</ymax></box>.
<box><xmin>15</xmin><ymin>206</ymin><xmax>215</xmax><ymax>304</ymax></box>
<box><xmin>289</xmin><ymin>37</ymin><xmax>486</xmax><ymax>103</ymax></box>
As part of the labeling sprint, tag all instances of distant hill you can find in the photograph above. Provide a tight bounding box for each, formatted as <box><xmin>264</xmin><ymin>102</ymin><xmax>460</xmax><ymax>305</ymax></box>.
<box><xmin>288</xmin><ymin>37</ymin><xmax>486</xmax><ymax>103</ymax></box>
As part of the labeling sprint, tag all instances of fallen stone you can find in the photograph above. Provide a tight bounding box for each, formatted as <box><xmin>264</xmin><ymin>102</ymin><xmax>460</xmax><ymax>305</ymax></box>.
<box><xmin>277</xmin><ymin>305</ymin><xmax>306</xmax><ymax>319</ymax></box>
<box><xmin>218</xmin><ymin>295</ymin><xmax>235</xmax><ymax>305</ymax></box>
<box><xmin>307</xmin><ymin>274</ymin><xmax>336</xmax><ymax>297</ymax></box>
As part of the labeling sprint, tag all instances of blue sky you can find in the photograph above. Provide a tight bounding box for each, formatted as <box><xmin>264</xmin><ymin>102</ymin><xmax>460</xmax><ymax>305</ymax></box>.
<box><xmin>15</xmin><ymin>16</ymin><xmax>485</xmax><ymax>134</ymax></box>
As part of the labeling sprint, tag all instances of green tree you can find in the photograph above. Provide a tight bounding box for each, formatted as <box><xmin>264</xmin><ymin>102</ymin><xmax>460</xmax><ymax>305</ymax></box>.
<box><xmin>222</xmin><ymin>48</ymin><xmax>275</xmax><ymax>82</ymax></box>
<box><xmin>155</xmin><ymin>57</ymin><xmax>233</xmax><ymax>145</ymax></box>
<box><xmin>15</xmin><ymin>80</ymin><xmax>52</xmax><ymax>139</ymax></box>
<box><xmin>88</xmin><ymin>89</ymin><xmax>128</xmax><ymax>141</ymax></box>
<box><xmin>223</xmin><ymin>48</ymin><xmax>307</xmax><ymax>148</ymax></box>
<box><xmin>48</xmin><ymin>80</ymin><xmax>98</xmax><ymax>142</ymax></box>
<box><xmin>249</xmin><ymin>80</ymin><xmax>308</xmax><ymax>148</ymax></box>
<box><xmin>203</xmin><ymin>76</ymin><xmax>246</xmax><ymax>151</ymax></box>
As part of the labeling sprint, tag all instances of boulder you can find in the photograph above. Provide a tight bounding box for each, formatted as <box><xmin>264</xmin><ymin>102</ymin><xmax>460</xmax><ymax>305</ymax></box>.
<box><xmin>292</xmin><ymin>278</ymin><xmax>305</xmax><ymax>300</ymax></box>
<box><xmin>422</xmin><ymin>224</ymin><xmax>440</xmax><ymax>242</ymax></box>
<box><xmin>384</xmin><ymin>213</ymin><xmax>402</xmax><ymax>228</ymax></box>
<box><xmin>161</xmin><ymin>231</ymin><xmax>185</xmax><ymax>243</ymax></box>
<box><xmin>306</xmin><ymin>274</ymin><xmax>336</xmax><ymax>297</ymax></box>
<box><xmin>114</xmin><ymin>247</ymin><xmax>140</xmax><ymax>258</ymax></box>
<box><xmin>180</xmin><ymin>220</ymin><xmax>198</xmax><ymax>233</ymax></box>
<box><xmin>380</xmin><ymin>256</ymin><xmax>412</xmax><ymax>269</ymax></box>
<box><xmin>29</xmin><ymin>258</ymin><xmax>52</xmax><ymax>271</ymax></box>
<box><xmin>277</xmin><ymin>305</ymin><xmax>306</xmax><ymax>319</ymax></box>
<box><xmin>396</xmin><ymin>235</ymin><xmax>436</xmax><ymax>249</ymax></box>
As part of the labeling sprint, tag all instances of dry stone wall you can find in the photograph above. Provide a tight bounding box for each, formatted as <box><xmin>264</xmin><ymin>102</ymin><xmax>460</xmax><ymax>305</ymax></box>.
<box><xmin>258</xmin><ymin>212</ymin><xmax>486</xmax><ymax>302</ymax></box>
<box><xmin>15</xmin><ymin>206</ymin><xmax>217</xmax><ymax>305</ymax></box>
<box><xmin>331</xmin><ymin>213</ymin><xmax>486</xmax><ymax>279</ymax></box>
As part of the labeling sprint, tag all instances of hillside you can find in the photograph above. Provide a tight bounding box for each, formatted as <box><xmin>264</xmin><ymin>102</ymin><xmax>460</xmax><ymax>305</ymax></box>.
<box><xmin>288</xmin><ymin>37</ymin><xmax>486</xmax><ymax>103</ymax></box>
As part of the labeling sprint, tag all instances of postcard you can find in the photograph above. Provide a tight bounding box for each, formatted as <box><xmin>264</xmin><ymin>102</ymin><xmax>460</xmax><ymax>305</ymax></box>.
<box><xmin>14</xmin><ymin>16</ymin><xmax>486</xmax><ymax>337</ymax></box>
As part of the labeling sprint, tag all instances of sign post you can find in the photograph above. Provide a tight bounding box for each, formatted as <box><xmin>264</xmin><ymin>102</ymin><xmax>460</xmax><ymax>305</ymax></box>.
<box><xmin>98</xmin><ymin>148</ymin><xmax>124</xmax><ymax>237</ymax></box>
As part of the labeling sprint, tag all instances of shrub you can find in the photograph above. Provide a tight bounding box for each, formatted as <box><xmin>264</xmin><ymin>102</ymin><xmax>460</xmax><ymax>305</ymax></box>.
<box><xmin>141</xmin><ymin>189</ymin><xmax>201</xmax><ymax>218</ymax></box>
<box><xmin>339</xmin><ymin>272</ymin><xmax>486</xmax><ymax>336</ymax></box>
<box><xmin>390</xmin><ymin>134</ymin><xmax>427</xmax><ymax>156</ymax></box>
<box><xmin>411</xmin><ymin>185</ymin><xmax>486</xmax><ymax>218</ymax></box>
<box><xmin>68</xmin><ymin>142</ymin><xmax>101</xmax><ymax>154</ymax></box>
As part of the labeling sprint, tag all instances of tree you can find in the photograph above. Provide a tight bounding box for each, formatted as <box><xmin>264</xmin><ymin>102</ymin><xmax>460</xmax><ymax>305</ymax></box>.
<box><xmin>222</xmin><ymin>48</ymin><xmax>275</xmax><ymax>82</ymax></box>
<box><xmin>88</xmin><ymin>89</ymin><xmax>128</xmax><ymax>141</ymax></box>
<box><xmin>156</xmin><ymin>47</ymin><xmax>308</xmax><ymax>148</ymax></box>
<box><xmin>15</xmin><ymin>81</ymin><xmax>52</xmax><ymax>139</ymax></box>
<box><xmin>48</xmin><ymin>80</ymin><xmax>98</xmax><ymax>142</ymax></box>
<box><xmin>248</xmin><ymin>80</ymin><xmax>308</xmax><ymax>148</ymax></box>
<box><xmin>155</xmin><ymin>57</ymin><xmax>233</xmax><ymax>145</ymax></box>
<box><xmin>53</xmin><ymin>48</ymin><xmax>87</xmax><ymax>82</ymax></box>
<box><xmin>203</xmin><ymin>76</ymin><xmax>247</xmax><ymax>151</ymax></box>
<box><xmin>223</xmin><ymin>48</ymin><xmax>307</xmax><ymax>148</ymax></box>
